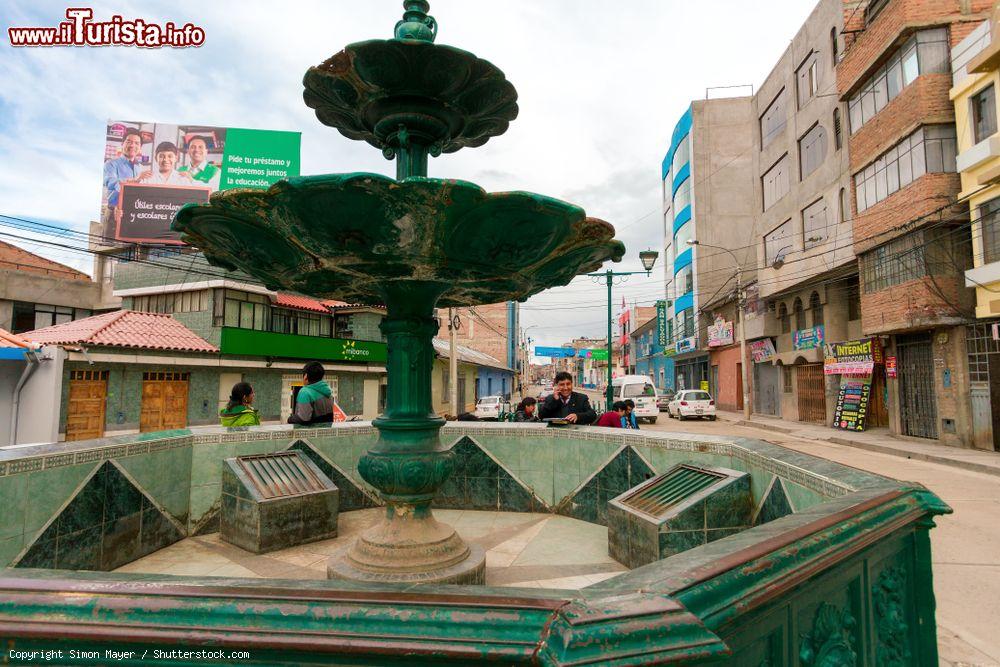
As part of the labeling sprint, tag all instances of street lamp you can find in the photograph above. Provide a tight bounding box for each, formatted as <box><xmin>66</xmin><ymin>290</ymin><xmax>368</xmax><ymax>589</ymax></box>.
<box><xmin>686</xmin><ymin>239</ymin><xmax>751</xmax><ymax>420</ymax></box>
<box><xmin>588</xmin><ymin>249</ymin><xmax>659</xmax><ymax>412</ymax></box>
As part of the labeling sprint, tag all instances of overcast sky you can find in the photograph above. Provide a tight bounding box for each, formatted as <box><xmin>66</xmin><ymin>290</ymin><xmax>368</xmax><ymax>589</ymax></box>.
<box><xmin>0</xmin><ymin>0</ymin><xmax>817</xmax><ymax>358</ymax></box>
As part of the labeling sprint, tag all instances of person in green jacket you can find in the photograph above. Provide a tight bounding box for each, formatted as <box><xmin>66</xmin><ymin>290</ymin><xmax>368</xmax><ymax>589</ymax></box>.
<box><xmin>220</xmin><ymin>382</ymin><xmax>261</xmax><ymax>427</ymax></box>
<box><xmin>288</xmin><ymin>361</ymin><xmax>335</xmax><ymax>425</ymax></box>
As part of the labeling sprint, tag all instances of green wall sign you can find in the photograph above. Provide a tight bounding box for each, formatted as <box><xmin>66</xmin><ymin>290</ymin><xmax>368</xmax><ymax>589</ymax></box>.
<box><xmin>220</xmin><ymin>328</ymin><xmax>387</xmax><ymax>364</ymax></box>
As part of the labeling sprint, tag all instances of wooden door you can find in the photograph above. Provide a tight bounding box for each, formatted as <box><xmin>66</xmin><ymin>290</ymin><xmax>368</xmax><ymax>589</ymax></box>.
<box><xmin>140</xmin><ymin>372</ymin><xmax>190</xmax><ymax>432</ymax></box>
<box><xmin>65</xmin><ymin>370</ymin><xmax>108</xmax><ymax>441</ymax></box>
<box><xmin>796</xmin><ymin>364</ymin><xmax>826</xmax><ymax>423</ymax></box>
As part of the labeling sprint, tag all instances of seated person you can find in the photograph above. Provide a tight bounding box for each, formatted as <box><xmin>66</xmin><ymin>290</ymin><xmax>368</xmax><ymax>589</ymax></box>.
<box><xmin>595</xmin><ymin>401</ymin><xmax>627</xmax><ymax>428</ymax></box>
<box><xmin>538</xmin><ymin>371</ymin><xmax>597</xmax><ymax>425</ymax></box>
<box><xmin>514</xmin><ymin>397</ymin><xmax>540</xmax><ymax>422</ymax></box>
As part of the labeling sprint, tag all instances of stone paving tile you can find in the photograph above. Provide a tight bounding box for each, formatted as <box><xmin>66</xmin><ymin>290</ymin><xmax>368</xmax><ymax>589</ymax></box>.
<box><xmin>115</xmin><ymin>509</ymin><xmax>627</xmax><ymax>589</ymax></box>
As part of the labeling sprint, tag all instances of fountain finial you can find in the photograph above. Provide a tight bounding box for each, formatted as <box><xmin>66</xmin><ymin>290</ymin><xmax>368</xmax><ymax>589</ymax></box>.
<box><xmin>395</xmin><ymin>1</ymin><xmax>437</xmax><ymax>42</ymax></box>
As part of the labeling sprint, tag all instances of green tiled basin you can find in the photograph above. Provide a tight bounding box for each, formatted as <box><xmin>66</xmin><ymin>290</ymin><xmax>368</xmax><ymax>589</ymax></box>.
<box><xmin>0</xmin><ymin>422</ymin><xmax>948</xmax><ymax>665</ymax></box>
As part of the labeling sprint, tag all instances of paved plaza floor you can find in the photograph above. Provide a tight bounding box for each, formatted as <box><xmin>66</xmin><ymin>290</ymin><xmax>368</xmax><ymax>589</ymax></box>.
<box><xmin>115</xmin><ymin>509</ymin><xmax>628</xmax><ymax>590</ymax></box>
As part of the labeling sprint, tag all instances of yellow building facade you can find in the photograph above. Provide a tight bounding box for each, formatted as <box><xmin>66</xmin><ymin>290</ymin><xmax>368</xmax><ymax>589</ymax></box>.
<box><xmin>952</xmin><ymin>10</ymin><xmax>1000</xmax><ymax>318</ymax></box>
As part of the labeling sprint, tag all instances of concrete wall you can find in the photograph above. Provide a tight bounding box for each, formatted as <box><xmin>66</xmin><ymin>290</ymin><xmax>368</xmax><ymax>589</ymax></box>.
<box><xmin>432</xmin><ymin>358</ymin><xmax>477</xmax><ymax>416</ymax></box>
<box><xmin>690</xmin><ymin>96</ymin><xmax>757</xmax><ymax>342</ymax></box>
<box><xmin>0</xmin><ymin>346</ymin><xmax>65</xmax><ymax>446</ymax></box>
<box><xmin>752</xmin><ymin>0</ymin><xmax>854</xmax><ymax>301</ymax></box>
<box><xmin>0</xmin><ymin>270</ymin><xmax>103</xmax><ymax>331</ymax></box>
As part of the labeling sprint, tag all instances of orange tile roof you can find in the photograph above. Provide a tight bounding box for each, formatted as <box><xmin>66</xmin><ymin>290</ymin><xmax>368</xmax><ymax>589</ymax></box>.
<box><xmin>0</xmin><ymin>328</ymin><xmax>37</xmax><ymax>349</ymax></box>
<box><xmin>23</xmin><ymin>310</ymin><xmax>217</xmax><ymax>353</ymax></box>
<box><xmin>273</xmin><ymin>292</ymin><xmax>331</xmax><ymax>314</ymax></box>
<box><xmin>0</xmin><ymin>240</ymin><xmax>91</xmax><ymax>281</ymax></box>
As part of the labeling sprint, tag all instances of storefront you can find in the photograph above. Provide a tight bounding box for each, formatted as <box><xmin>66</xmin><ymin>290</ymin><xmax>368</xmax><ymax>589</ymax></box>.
<box><xmin>823</xmin><ymin>337</ymin><xmax>888</xmax><ymax>432</ymax></box>
<box><xmin>707</xmin><ymin>317</ymin><xmax>740</xmax><ymax>411</ymax></box>
<box><xmin>967</xmin><ymin>320</ymin><xmax>1000</xmax><ymax>451</ymax></box>
<box><xmin>750</xmin><ymin>338</ymin><xmax>780</xmax><ymax>416</ymax></box>
<box><xmin>674</xmin><ymin>353</ymin><xmax>709</xmax><ymax>393</ymax></box>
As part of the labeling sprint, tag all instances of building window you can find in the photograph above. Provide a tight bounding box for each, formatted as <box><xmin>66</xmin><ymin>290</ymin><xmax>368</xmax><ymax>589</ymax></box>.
<box><xmin>853</xmin><ymin>125</ymin><xmax>957</xmax><ymax>213</ymax></box>
<box><xmin>782</xmin><ymin>365</ymin><xmax>793</xmax><ymax>393</ymax></box>
<box><xmin>972</xmin><ymin>84</ymin><xmax>997</xmax><ymax>144</ymax></box>
<box><xmin>809</xmin><ymin>291</ymin><xmax>823</xmax><ymax>327</ymax></box>
<box><xmin>272</xmin><ymin>308</ymin><xmax>331</xmax><ymax>337</ymax></box>
<box><xmin>673</xmin><ymin>177</ymin><xmax>692</xmax><ymax>212</ymax></box>
<box><xmin>839</xmin><ymin>187</ymin><xmax>848</xmax><ymax>224</ymax></box>
<box><xmin>674</xmin><ymin>264</ymin><xmax>694</xmax><ymax>297</ymax></box>
<box><xmin>848</xmin><ymin>28</ymin><xmax>949</xmax><ymax>134</ymax></box>
<box><xmin>794</xmin><ymin>297</ymin><xmax>806</xmax><ymax>331</ymax></box>
<box><xmin>799</xmin><ymin>123</ymin><xmax>828</xmax><ymax>179</ymax></box>
<box><xmin>762</xmin><ymin>154</ymin><xmax>790</xmax><ymax>210</ymax></box>
<box><xmin>760</xmin><ymin>89</ymin><xmax>787</xmax><ymax>148</ymax></box>
<box><xmin>858</xmin><ymin>227</ymin><xmax>969</xmax><ymax>294</ymax></box>
<box><xmin>764</xmin><ymin>219</ymin><xmax>793</xmax><ymax>266</ymax></box>
<box><xmin>865</xmin><ymin>0</ymin><xmax>891</xmax><ymax>24</ymax></box>
<box><xmin>847</xmin><ymin>281</ymin><xmax>861</xmax><ymax>320</ymax></box>
<box><xmin>979</xmin><ymin>196</ymin><xmax>1000</xmax><ymax>264</ymax></box>
<box><xmin>797</xmin><ymin>52</ymin><xmax>820</xmax><ymax>109</ymax></box>
<box><xmin>675</xmin><ymin>308</ymin><xmax>694</xmax><ymax>339</ymax></box>
<box><xmin>10</xmin><ymin>302</ymin><xmax>89</xmax><ymax>333</ymax></box>
<box><xmin>131</xmin><ymin>290</ymin><xmax>210</xmax><ymax>315</ymax></box>
<box><xmin>671</xmin><ymin>134</ymin><xmax>690</xmax><ymax>177</ymax></box>
<box><xmin>833</xmin><ymin>108</ymin><xmax>842</xmax><ymax>150</ymax></box>
<box><xmin>778</xmin><ymin>303</ymin><xmax>790</xmax><ymax>333</ymax></box>
<box><xmin>216</xmin><ymin>289</ymin><xmax>270</xmax><ymax>331</ymax></box>
<box><xmin>802</xmin><ymin>198</ymin><xmax>828</xmax><ymax>247</ymax></box>
<box><xmin>831</xmin><ymin>27</ymin><xmax>839</xmax><ymax>65</ymax></box>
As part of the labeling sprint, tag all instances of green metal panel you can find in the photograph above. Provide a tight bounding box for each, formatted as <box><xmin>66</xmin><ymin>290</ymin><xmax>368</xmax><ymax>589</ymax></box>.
<box><xmin>219</xmin><ymin>327</ymin><xmax>387</xmax><ymax>363</ymax></box>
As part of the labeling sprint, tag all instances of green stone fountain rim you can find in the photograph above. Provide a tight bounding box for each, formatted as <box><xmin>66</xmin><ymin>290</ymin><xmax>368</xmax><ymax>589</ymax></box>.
<box><xmin>303</xmin><ymin>37</ymin><xmax>518</xmax><ymax>155</ymax></box>
<box><xmin>172</xmin><ymin>172</ymin><xmax>625</xmax><ymax>307</ymax></box>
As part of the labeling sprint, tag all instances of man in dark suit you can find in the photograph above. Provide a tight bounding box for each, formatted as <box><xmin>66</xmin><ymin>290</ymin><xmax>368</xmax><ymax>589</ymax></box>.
<box><xmin>538</xmin><ymin>371</ymin><xmax>597</xmax><ymax>425</ymax></box>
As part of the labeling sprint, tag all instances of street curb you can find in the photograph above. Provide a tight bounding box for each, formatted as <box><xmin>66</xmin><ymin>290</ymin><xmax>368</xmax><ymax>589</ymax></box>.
<box><xmin>823</xmin><ymin>436</ymin><xmax>1000</xmax><ymax>479</ymax></box>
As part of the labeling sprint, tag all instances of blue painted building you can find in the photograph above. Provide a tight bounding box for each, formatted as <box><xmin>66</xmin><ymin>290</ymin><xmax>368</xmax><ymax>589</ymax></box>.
<box><xmin>631</xmin><ymin>314</ymin><xmax>674</xmax><ymax>393</ymax></box>
<box><xmin>660</xmin><ymin>99</ymin><xmax>755</xmax><ymax>391</ymax></box>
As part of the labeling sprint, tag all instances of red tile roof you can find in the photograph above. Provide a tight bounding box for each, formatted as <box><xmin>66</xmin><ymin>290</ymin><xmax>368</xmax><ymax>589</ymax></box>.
<box><xmin>0</xmin><ymin>240</ymin><xmax>91</xmax><ymax>281</ymax></box>
<box><xmin>23</xmin><ymin>310</ymin><xmax>217</xmax><ymax>353</ymax></box>
<box><xmin>273</xmin><ymin>292</ymin><xmax>331</xmax><ymax>314</ymax></box>
<box><xmin>0</xmin><ymin>328</ymin><xmax>37</xmax><ymax>349</ymax></box>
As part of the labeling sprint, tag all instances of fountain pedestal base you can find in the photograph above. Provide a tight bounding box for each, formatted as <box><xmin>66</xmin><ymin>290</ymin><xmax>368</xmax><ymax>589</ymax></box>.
<box><xmin>327</xmin><ymin>504</ymin><xmax>485</xmax><ymax>585</ymax></box>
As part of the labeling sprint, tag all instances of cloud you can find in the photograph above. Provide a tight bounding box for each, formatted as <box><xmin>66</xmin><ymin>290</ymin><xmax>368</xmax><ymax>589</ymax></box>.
<box><xmin>1</xmin><ymin>0</ymin><xmax>817</xmax><ymax>345</ymax></box>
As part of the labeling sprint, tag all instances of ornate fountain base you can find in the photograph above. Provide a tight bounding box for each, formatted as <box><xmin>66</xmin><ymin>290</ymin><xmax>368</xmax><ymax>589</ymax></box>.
<box><xmin>327</xmin><ymin>502</ymin><xmax>485</xmax><ymax>584</ymax></box>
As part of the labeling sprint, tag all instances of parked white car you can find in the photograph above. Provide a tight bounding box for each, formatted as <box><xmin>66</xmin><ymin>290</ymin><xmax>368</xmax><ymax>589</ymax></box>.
<box><xmin>612</xmin><ymin>375</ymin><xmax>659</xmax><ymax>424</ymax></box>
<box><xmin>474</xmin><ymin>395</ymin><xmax>506</xmax><ymax>420</ymax></box>
<box><xmin>666</xmin><ymin>390</ymin><xmax>717</xmax><ymax>420</ymax></box>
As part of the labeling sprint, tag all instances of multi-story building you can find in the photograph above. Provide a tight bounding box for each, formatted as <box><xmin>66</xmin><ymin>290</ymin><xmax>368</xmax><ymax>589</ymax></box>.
<box><xmin>0</xmin><ymin>241</ymin><xmax>102</xmax><ymax>334</ymax></box>
<box><xmin>952</xmin><ymin>12</ymin><xmax>1000</xmax><ymax>450</ymax></box>
<box><xmin>839</xmin><ymin>0</ymin><xmax>990</xmax><ymax>445</ymax></box>
<box><xmin>661</xmin><ymin>98</ymin><xmax>756</xmax><ymax>392</ymax></box>
<box><xmin>436</xmin><ymin>302</ymin><xmax>519</xmax><ymax>375</ymax></box>
<box><xmin>617</xmin><ymin>305</ymin><xmax>656</xmax><ymax>376</ymax></box>
<box><xmin>747</xmin><ymin>0</ymin><xmax>859</xmax><ymax>424</ymax></box>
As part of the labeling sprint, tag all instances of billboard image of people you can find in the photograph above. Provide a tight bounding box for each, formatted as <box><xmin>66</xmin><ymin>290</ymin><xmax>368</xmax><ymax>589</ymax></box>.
<box><xmin>101</xmin><ymin>120</ymin><xmax>300</xmax><ymax>244</ymax></box>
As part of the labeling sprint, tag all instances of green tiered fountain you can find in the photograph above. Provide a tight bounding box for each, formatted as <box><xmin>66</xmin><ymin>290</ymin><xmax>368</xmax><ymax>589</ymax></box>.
<box><xmin>174</xmin><ymin>1</ymin><xmax>624</xmax><ymax>584</ymax></box>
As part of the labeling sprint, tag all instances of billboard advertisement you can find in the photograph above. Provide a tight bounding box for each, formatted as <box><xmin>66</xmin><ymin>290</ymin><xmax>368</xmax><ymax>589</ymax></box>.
<box><xmin>535</xmin><ymin>346</ymin><xmax>576</xmax><ymax>358</ymax></box>
<box><xmin>101</xmin><ymin>120</ymin><xmax>301</xmax><ymax>244</ymax></box>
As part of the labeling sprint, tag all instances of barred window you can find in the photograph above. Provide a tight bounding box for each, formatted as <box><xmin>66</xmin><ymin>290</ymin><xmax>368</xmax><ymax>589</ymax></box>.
<box><xmin>782</xmin><ymin>366</ymin><xmax>793</xmax><ymax>393</ymax></box>
<box><xmin>860</xmin><ymin>232</ymin><xmax>925</xmax><ymax>293</ymax></box>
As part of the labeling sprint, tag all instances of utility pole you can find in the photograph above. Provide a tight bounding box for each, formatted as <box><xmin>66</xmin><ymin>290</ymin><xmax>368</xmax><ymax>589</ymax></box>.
<box><xmin>588</xmin><ymin>249</ymin><xmax>659</xmax><ymax>412</ymax></box>
<box><xmin>448</xmin><ymin>307</ymin><xmax>459</xmax><ymax>417</ymax></box>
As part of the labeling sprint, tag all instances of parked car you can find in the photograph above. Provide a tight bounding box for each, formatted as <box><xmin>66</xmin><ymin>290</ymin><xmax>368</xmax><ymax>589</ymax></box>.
<box><xmin>611</xmin><ymin>375</ymin><xmax>658</xmax><ymax>423</ymax></box>
<box><xmin>666</xmin><ymin>390</ymin><xmax>716</xmax><ymax>420</ymax></box>
<box><xmin>657</xmin><ymin>390</ymin><xmax>676</xmax><ymax>412</ymax></box>
<box><xmin>474</xmin><ymin>395</ymin><xmax>508</xmax><ymax>420</ymax></box>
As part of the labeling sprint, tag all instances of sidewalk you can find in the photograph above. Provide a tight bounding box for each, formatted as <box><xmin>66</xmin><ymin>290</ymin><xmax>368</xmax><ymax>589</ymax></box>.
<box><xmin>714</xmin><ymin>409</ymin><xmax>1000</xmax><ymax>478</ymax></box>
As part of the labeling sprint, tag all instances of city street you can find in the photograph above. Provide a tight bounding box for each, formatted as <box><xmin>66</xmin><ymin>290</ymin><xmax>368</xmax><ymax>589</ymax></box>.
<box><xmin>623</xmin><ymin>409</ymin><xmax>1000</xmax><ymax>667</ymax></box>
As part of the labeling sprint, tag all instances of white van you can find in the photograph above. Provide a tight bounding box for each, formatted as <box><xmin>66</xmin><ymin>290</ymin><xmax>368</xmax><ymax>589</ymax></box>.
<box><xmin>611</xmin><ymin>375</ymin><xmax>659</xmax><ymax>423</ymax></box>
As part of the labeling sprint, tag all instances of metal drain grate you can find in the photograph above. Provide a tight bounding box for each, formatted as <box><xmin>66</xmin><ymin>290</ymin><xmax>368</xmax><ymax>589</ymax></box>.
<box><xmin>620</xmin><ymin>464</ymin><xmax>724</xmax><ymax>518</ymax></box>
<box><xmin>237</xmin><ymin>452</ymin><xmax>327</xmax><ymax>499</ymax></box>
